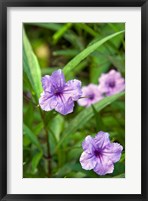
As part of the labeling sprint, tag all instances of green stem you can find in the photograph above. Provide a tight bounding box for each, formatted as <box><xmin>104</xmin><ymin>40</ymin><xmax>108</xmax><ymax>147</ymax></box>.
<box><xmin>39</xmin><ymin>107</ymin><xmax>51</xmax><ymax>177</ymax></box>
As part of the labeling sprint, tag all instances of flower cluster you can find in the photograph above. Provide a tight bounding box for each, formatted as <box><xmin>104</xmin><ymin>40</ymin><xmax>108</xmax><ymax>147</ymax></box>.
<box><xmin>78</xmin><ymin>69</ymin><xmax>125</xmax><ymax>107</ymax></box>
<box><xmin>80</xmin><ymin>131</ymin><xmax>123</xmax><ymax>175</ymax></box>
<box><xmin>39</xmin><ymin>69</ymin><xmax>124</xmax><ymax>176</ymax></box>
<box><xmin>39</xmin><ymin>69</ymin><xmax>125</xmax><ymax>112</ymax></box>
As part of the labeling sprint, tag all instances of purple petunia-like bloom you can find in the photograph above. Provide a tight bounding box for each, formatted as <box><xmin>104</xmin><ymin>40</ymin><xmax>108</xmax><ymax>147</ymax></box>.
<box><xmin>98</xmin><ymin>69</ymin><xmax>125</xmax><ymax>96</ymax></box>
<box><xmin>39</xmin><ymin>69</ymin><xmax>82</xmax><ymax>115</ymax></box>
<box><xmin>80</xmin><ymin>131</ymin><xmax>123</xmax><ymax>175</ymax></box>
<box><xmin>77</xmin><ymin>84</ymin><xmax>103</xmax><ymax>107</ymax></box>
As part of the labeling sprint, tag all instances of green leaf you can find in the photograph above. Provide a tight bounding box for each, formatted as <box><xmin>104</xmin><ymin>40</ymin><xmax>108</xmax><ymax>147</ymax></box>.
<box><xmin>24</xmin><ymin>103</ymin><xmax>33</xmax><ymax>127</ymax></box>
<box><xmin>113</xmin><ymin>173</ymin><xmax>125</xmax><ymax>178</ymax></box>
<box><xmin>53</xmin><ymin>23</ymin><xmax>72</xmax><ymax>44</ymax></box>
<box><xmin>75</xmin><ymin>23</ymin><xmax>98</xmax><ymax>37</ymax></box>
<box><xmin>63</xmin><ymin>30</ymin><xmax>125</xmax><ymax>75</ymax></box>
<box><xmin>66</xmin><ymin>92</ymin><xmax>124</xmax><ymax>135</ymax></box>
<box><xmin>33</xmin><ymin>122</ymin><xmax>44</xmax><ymax>136</ymax></box>
<box><xmin>91</xmin><ymin>105</ymin><xmax>105</xmax><ymax>131</ymax></box>
<box><xmin>49</xmin><ymin>115</ymin><xmax>64</xmax><ymax>141</ymax></box>
<box><xmin>32</xmin><ymin>151</ymin><xmax>43</xmax><ymax>174</ymax></box>
<box><xmin>23</xmin><ymin>27</ymin><xmax>42</xmax><ymax>101</ymax></box>
<box><xmin>53</xmin><ymin>49</ymin><xmax>79</xmax><ymax>57</ymax></box>
<box><xmin>55</xmin><ymin>92</ymin><xmax>125</xmax><ymax>151</ymax></box>
<box><xmin>23</xmin><ymin>135</ymin><xmax>31</xmax><ymax>147</ymax></box>
<box><xmin>23</xmin><ymin>124</ymin><xmax>41</xmax><ymax>150</ymax></box>
<box><xmin>108</xmin><ymin>54</ymin><xmax>125</xmax><ymax>73</ymax></box>
<box><xmin>41</xmin><ymin>67</ymin><xmax>59</xmax><ymax>76</ymax></box>
<box><xmin>29</xmin><ymin>23</ymin><xmax>62</xmax><ymax>31</ymax></box>
<box><xmin>112</xmin><ymin>162</ymin><xmax>125</xmax><ymax>177</ymax></box>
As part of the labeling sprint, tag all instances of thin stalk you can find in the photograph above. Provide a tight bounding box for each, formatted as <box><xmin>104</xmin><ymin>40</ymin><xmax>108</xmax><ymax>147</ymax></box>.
<box><xmin>39</xmin><ymin>107</ymin><xmax>51</xmax><ymax>177</ymax></box>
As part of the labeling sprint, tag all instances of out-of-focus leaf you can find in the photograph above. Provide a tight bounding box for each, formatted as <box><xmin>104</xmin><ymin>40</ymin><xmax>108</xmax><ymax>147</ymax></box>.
<box><xmin>23</xmin><ymin>27</ymin><xmax>42</xmax><ymax>101</ymax></box>
<box><xmin>30</xmin><ymin>23</ymin><xmax>62</xmax><ymax>31</ymax></box>
<box><xmin>49</xmin><ymin>115</ymin><xmax>64</xmax><ymax>141</ymax></box>
<box><xmin>76</xmin><ymin>23</ymin><xmax>98</xmax><ymax>37</ymax></box>
<box><xmin>55</xmin><ymin>163</ymin><xmax>83</xmax><ymax>177</ymax></box>
<box><xmin>23</xmin><ymin>124</ymin><xmax>41</xmax><ymax>150</ymax></box>
<box><xmin>113</xmin><ymin>173</ymin><xmax>125</xmax><ymax>178</ymax></box>
<box><xmin>112</xmin><ymin>162</ymin><xmax>125</xmax><ymax>177</ymax></box>
<box><xmin>90</xmin><ymin>60</ymin><xmax>110</xmax><ymax>84</ymax></box>
<box><xmin>53</xmin><ymin>23</ymin><xmax>72</xmax><ymax>44</ymax></box>
<box><xmin>65</xmin><ymin>92</ymin><xmax>124</xmax><ymax>135</ymax></box>
<box><xmin>67</xmin><ymin>147</ymin><xmax>82</xmax><ymax>161</ymax></box>
<box><xmin>63</xmin><ymin>30</ymin><xmax>125</xmax><ymax>75</ymax></box>
<box><xmin>32</xmin><ymin>151</ymin><xmax>43</xmax><ymax>174</ymax></box>
<box><xmin>67</xmin><ymin>172</ymin><xmax>86</xmax><ymax>178</ymax></box>
<box><xmin>33</xmin><ymin>122</ymin><xmax>44</xmax><ymax>136</ymax></box>
<box><xmin>108</xmin><ymin>54</ymin><xmax>125</xmax><ymax>73</ymax></box>
<box><xmin>23</xmin><ymin>135</ymin><xmax>31</xmax><ymax>147</ymax></box>
<box><xmin>53</xmin><ymin>49</ymin><xmax>79</xmax><ymax>57</ymax></box>
<box><xmin>24</xmin><ymin>103</ymin><xmax>33</xmax><ymax>127</ymax></box>
<box><xmin>91</xmin><ymin>105</ymin><xmax>105</xmax><ymax>131</ymax></box>
<box><xmin>120</xmin><ymin>152</ymin><xmax>125</xmax><ymax>163</ymax></box>
<box><xmin>41</xmin><ymin>67</ymin><xmax>59</xmax><ymax>75</ymax></box>
<box><xmin>103</xmin><ymin>116</ymin><xmax>119</xmax><ymax>127</ymax></box>
<box><xmin>89</xmin><ymin>23</ymin><xmax>125</xmax><ymax>83</ymax></box>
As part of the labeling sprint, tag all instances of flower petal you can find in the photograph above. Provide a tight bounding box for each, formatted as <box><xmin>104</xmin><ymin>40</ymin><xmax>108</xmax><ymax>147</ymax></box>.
<box><xmin>94</xmin><ymin>131</ymin><xmax>110</xmax><ymax>149</ymax></box>
<box><xmin>55</xmin><ymin>95</ymin><xmax>74</xmax><ymax>115</ymax></box>
<box><xmin>93</xmin><ymin>155</ymin><xmax>114</xmax><ymax>175</ymax></box>
<box><xmin>41</xmin><ymin>75</ymin><xmax>52</xmax><ymax>91</ymax></box>
<box><xmin>39</xmin><ymin>92</ymin><xmax>57</xmax><ymax>111</ymax></box>
<box><xmin>80</xmin><ymin>152</ymin><xmax>97</xmax><ymax>170</ymax></box>
<box><xmin>82</xmin><ymin>135</ymin><xmax>96</xmax><ymax>154</ymax></box>
<box><xmin>78</xmin><ymin>84</ymin><xmax>102</xmax><ymax>107</ymax></box>
<box><xmin>51</xmin><ymin>69</ymin><xmax>65</xmax><ymax>89</ymax></box>
<box><xmin>63</xmin><ymin>79</ymin><xmax>82</xmax><ymax>101</ymax></box>
<box><xmin>103</xmin><ymin>142</ymin><xmax>123</xmax><ymax>163</ymax></box>
<box><xmin>77</xmin><ymin>97</ymin><xmax>89</xmax><ymax>107</ymax></box>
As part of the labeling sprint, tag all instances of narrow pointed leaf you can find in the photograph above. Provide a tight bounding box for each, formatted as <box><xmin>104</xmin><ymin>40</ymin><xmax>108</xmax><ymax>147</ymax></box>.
<box><xmin>23</xmin><ymin>27</ymin><xmax>42</xmax><ymax>101</ymax></box>
<box><xmin>65</xmin><ymin>92</ymin><xmax>124</xmax><ymax>135</ymax></box>
<box><xmin>63</xmin><ymin>30</ymin><xmax>124</xmax><ymax>75</ymax></box>
<box><xmin>23</xmin><ymin>124</ymin><xmax>41</xmax><ymax>150</ymax></box>
<box><xmin>32</xmin><ymin>151</ymin><xmax>43</xmax><ymax>173</ymax></box>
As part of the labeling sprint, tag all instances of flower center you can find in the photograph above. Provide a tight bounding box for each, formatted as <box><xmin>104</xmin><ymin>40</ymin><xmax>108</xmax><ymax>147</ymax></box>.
<box><xmin>89</xmin><ymin>94</ymin><xmax>95</xmax><ymax>100</ymax></box>
<box><xmin>54</xmin><ymin>88</ymin><xmax>63</xmax><ymax>96</ymax></box>
<box><xmin>94</xmin><ymin>149</ymin><xmax>102</xmax><ymax>157</ymax></box>
<box><xmin>108</xmin><ymin>80</ymin><xmax>115</xmax><ymax>88</ymax></box>
<box><xmin>55</xmin><ymin>91</ymin><xmax>62</xmax><ymax>96</ymax></box>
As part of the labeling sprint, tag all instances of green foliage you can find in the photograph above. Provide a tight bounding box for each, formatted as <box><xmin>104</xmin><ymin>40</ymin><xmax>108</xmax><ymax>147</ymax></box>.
<box><xmin>55</xmin><ymin>92</ymin><xmax>124</xmax><ymax>151</ymax></box>
<box><xmin>66</xmin><ymin>92</ymin><xmax>124</xmax><ymax>134</ymax></box>
<box><xmin>63</xmin><ymin>30</ymin><xmax>124</xmax><ymax>75</ymax></box>
<box><xmin>23</xmin><ymin>124</ymin><xmax>41</xmax><ymax>150</ymax></box>
<box><xmin>53</xmin><ymin>23</ymin><xmax>72</xmax><ymax>44</ymax></box>
<box><xmin>31</xmin><ymin>151</ymin><xmax>43</xmax><ymax>174</ymax></box>
<box><xmin>23</xmin><ymin>27</ymin><xmax>42</xmax><ymax>101</ymax></box>
<box><xmin>23</xmin><ymin>23</ymin><xmax>125</xmax><ymax>178</ymax></box>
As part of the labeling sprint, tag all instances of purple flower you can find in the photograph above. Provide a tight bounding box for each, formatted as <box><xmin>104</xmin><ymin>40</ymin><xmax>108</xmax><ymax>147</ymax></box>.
<box><xmin>39</xmin><ymin>69</ymin><xmax>82</xmax><ymax>115</ymax></box>
<box><xmin>80</xmin><ymin>131</ymin><xmax>123</xmax><ymax>175</ymax></box>
<box><xmin>98</xmin><ymin>69</ymin><xmax>125</xmax><ymax>96</ymax></box>
<box><xmin>77</xmin><ymin>84</ymin><xmax>103</xmax><ymax>107</ymax></box>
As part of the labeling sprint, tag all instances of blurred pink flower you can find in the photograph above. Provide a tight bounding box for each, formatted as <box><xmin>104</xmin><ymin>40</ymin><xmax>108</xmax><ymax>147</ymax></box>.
<box><xmin>98</xmin><ymin>69</ymin><xmax>125</xmax><ymax>96</ymax></box>
<box><xmin>77</xmin><ymin>84</ymin><xmax>103</xmax><ymax>107</ymax></box>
